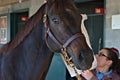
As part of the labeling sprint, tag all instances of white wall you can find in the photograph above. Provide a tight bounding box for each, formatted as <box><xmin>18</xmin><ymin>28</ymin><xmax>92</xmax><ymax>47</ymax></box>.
<box><xmin>0</xmin><ymin>1</ymin><xmax>30</xmax><ymax>14</ymax></box>
<box><xmin>105</xmin><ymin>0</ymin><xmax>120</xmax><ymax>57</ymax></box>
<box><xmin>29</xmin><ymin>0</ymin><xmax>45</xmax><ymax>16</ymax></box>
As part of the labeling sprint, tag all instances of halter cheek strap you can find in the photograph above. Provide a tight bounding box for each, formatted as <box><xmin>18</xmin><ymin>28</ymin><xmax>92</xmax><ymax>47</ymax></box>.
<box><xmin>43</xmin><ymin>4</ymin><xmax>83</xmax><ymax>79</ymax></box>
<box><xmin>43</xmin><ymin>14</ymin><xmax>83</xmax><ymax>51</ymax></box>
<box><xmin>43</xmin><ymin>3</ymin><xmax>84</xmax><ymax>51</ymax></box>
<box><xmin>43</xmin><ymin>14</ymin><xmax>83</xmax><ymax>80</ymax></box>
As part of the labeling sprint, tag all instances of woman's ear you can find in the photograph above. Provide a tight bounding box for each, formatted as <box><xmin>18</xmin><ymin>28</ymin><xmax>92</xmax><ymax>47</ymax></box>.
<box><xmin>107</xmin><ymin>60</ymin><xmax>113</xmax><ymax>66</ymax></box>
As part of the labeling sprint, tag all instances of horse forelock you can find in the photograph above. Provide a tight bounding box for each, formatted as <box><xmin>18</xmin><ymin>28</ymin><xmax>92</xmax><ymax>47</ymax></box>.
<box><xmin>6</xmin><ymin>3</ymin><xmax>46</xmax><ymax>52</ymax></box>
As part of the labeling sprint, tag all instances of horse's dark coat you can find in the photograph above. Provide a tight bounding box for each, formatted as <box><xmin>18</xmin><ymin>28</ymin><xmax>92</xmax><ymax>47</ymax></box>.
<box><xmin>0</xmin><ymin>4</ymin><xmax>52</xmax><ymax>80</ymax></box>
<box><xmin>0</xmin><ymin>0</ymin><xmax>94</xmax><ymax>80</ymax></box>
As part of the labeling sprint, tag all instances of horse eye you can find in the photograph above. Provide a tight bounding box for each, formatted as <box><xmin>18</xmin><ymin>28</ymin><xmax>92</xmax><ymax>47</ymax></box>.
<box><xmin>51</xmin><ymin>17</ymin><xmax>60</xmax><ymax>24</ymax></box>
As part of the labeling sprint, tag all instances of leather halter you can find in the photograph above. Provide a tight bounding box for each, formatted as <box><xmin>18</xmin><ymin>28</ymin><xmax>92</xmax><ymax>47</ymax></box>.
<box><xmin>43</xmin><ymin>14</ymin><xmax>83</xmax><ymax>52</ymax></box>
<box><xmin>43</xmin><ymin>2</ymin><xmax>83</xmax><ymax>51</ymax></box>
<box><xmin>43</xmin><ymin>3</ymin><xmax>83</xmax><ymax>80</ymax></box>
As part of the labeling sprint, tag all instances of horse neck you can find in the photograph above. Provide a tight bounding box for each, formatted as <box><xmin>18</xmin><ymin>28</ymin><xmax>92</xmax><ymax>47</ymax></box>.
<box><xmin>1</xmin><ymin>23</ymin><xmax>54</xmax><ymax>80</ymax></box>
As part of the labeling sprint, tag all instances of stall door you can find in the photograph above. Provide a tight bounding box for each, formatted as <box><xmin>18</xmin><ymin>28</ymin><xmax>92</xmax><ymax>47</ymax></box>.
<box><xmin>46</xmin><ymin>53</ymin><xmax>66</xmax><ymax>80</ymax></box>
<box><xmin>85</xmin><ymin>15</ymin><xmax>104</xmax><ymax>53</ymax></box>
<box><xmin>10</xmin><ymin>11</ymin><xmax>28</xmax><ymax>40</ymax></box>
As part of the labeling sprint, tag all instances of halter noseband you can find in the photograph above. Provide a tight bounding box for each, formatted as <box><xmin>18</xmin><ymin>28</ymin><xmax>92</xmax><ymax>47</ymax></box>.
<box><xmin>43</xmin><ymin>2</ymin><xmax>82</xmax><ymax>80</ymax></box>
<box><xmin>43</xmin><ymin>14</ymin><xmax>83</xmax><ymax>51</ymax></box>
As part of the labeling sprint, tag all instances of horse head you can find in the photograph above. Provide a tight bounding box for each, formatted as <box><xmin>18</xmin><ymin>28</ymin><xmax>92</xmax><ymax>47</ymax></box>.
<box><xmin>43</xmin><ymin>0</ymin><xmax>94</xmax><ymax>70</ymax></box>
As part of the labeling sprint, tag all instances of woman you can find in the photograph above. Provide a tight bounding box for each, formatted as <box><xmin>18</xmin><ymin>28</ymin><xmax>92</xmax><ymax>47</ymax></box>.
<box><xmin>81</xmin><ymin>47</ymin><xmax>120</xmax><ymax>80</ymax></box>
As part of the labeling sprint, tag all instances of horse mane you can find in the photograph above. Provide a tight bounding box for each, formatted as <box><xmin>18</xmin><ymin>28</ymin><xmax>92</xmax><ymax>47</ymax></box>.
<box><xmin>0</xmin><ymin>3</ymin><xmax>46</xmax><ymax>53</ymax></box>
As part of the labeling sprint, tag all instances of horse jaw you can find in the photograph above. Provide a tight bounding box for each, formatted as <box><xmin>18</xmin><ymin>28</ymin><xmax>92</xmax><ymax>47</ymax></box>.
<box><xmin>81</xmin><ymin>14</ymin><xmax>97</xmax><ymax>69</ymax></box>
<box><xmin>89</xmin><ymin>55</ymin><xmax>97</xmax><ymax>70</ymax></box>
<box><xmin>81</xmin><ymin>14</ymin><xmax>92</xmax><ymax>49</ymax></box>
<box><xmin>60</xmin><ymin>14</ymin><xmax>97</xmax><ymax>77</ymax></box>
<box><xmin>60</xmin><ymin>54</ymin><xmax>97</xmax><ymax>77</ymax></box>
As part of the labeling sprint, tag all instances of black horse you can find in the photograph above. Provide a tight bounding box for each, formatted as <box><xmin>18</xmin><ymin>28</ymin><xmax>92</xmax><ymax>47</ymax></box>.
<box><xmin>0</xmin><ymin>0</ymin><xmax>94</xmax><ymax>80</ymax></box>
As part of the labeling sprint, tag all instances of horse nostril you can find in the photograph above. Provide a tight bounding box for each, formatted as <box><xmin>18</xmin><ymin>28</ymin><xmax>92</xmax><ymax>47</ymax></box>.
<box><xmin>75</xmin><ymin>49</ymin><xmax>94</xmax><ymax>70</ymax></box>
<box><xmin>79</xmin><ymin>52</ymin><xmax>84</xmax><ymax>61</ymax></box>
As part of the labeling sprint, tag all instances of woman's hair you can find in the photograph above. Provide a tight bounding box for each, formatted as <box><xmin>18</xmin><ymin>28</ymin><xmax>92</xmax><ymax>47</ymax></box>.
<box><xmin>103</xmin><ymin>47</ymin><xmax>120</xmax><ymax>75</ymax></box>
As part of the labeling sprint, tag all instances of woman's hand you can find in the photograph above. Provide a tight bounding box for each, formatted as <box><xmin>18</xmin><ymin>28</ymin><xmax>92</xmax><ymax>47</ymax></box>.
<box><xmin>81</xmin><ymin>70</ymin><xmax>94</xmax><ymax>80</ymax></box>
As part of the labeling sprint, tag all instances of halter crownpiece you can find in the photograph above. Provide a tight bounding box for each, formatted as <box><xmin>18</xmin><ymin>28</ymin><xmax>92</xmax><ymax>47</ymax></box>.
<box><xmin>43</xmin><ymin>13</ymin><xmax>83</xmax><ymax>80</ymax></box>
<box><xmin>43</xmin><ymin>13</ymin><xmax>84</xmax><ymax>51</ymax></box>
<box><xmin>43</xmin><ymin>3</ymin><xmax>84</xmax><ymax>80</ymax></box>
<box><xmin>43</xmin><ymin>14</ymin><xmax>47</xmax><ymax>23</ymax></box>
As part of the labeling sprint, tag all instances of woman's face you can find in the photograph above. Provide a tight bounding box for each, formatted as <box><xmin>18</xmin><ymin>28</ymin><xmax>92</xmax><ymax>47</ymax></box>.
<box><xmin>96</xmin><ymin>49</ymin><xmax>110</xmax><ymax>67</ymax></box>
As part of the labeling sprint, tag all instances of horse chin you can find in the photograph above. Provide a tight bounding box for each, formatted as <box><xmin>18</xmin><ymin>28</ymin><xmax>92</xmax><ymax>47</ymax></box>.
<box><xmin>89</xmin><ymin>55</ymin><xmax>97</xmax><ymax>70</ymax></box>
<box><xmin>75</xmin><ymin>55</ymin><xmax>97</xmax><ymax>70</ymax></box>
<box><xmin>75</xmin><ymin>63</ymin><xmax>92</xmax><ymax>70</ymax></box>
